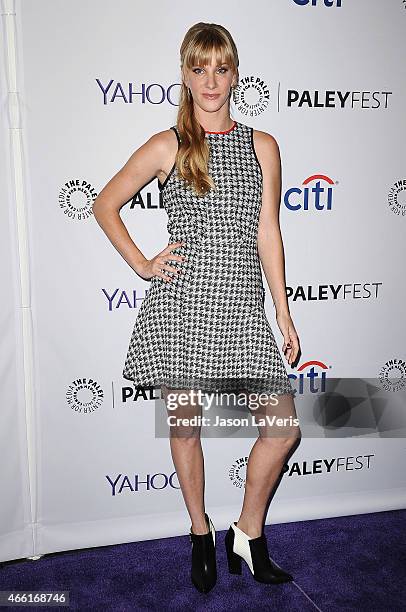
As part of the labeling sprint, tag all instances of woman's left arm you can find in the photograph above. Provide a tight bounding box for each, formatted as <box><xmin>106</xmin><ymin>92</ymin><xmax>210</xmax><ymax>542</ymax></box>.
<box><xmin>253</xmin><ymin>129</ymin><xmax>300</xmax><ymax>366</ymax></box>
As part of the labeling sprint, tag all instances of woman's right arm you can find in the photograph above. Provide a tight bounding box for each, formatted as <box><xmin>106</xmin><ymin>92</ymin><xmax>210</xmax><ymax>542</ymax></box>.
<box><xmin>92</xmin><ymin>130</ymin><xmax>183</xmax><ymax>281</ymax></box>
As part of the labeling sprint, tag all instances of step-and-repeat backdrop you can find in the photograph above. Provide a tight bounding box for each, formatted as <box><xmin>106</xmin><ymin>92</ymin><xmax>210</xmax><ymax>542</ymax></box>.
<box><xmin>1</xmin><ymin>0</ymin><xmax>405</xmax><ymax>562</ymax></box>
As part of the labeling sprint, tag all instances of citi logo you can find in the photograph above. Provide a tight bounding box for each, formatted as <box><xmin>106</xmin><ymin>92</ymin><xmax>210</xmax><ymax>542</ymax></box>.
<box><xmin>289</xmin><ymin>360</ymin><xmax>330</xmax><ymax>394</ymax></box>
<box><xmin>284</xmin><ymin>174</ymin><xmax>336</xmax><ymax>211</ymax></box>
<box><xmin>293</xmin><ymin>0</ymin><xmax>342</xmax><ymax>6</ymax></box>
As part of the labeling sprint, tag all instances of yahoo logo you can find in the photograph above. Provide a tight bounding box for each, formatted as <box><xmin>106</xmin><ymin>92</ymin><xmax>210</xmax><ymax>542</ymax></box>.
<box><xmin>106</xmin><ymin>472</ymin><xmax>180</xmax><ymax>495</ymax></box>
<box><xmin>284</xmin><ymin>174</ymin><xmax>335</xmax><ymax>211</ymax></box>
<box><xmin>293</xmin><ymin>0</ymin><xmax>342</xmax><ymax>6</ymax></box>
<box><xmin>96</xmin><ymin>79</ymin><xmax>180</xmax><ymax>105</ymax></box>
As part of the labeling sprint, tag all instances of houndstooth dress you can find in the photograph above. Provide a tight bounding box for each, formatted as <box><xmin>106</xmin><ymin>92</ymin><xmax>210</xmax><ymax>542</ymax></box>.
<box><xmin>122</xmin><ymin>120</ymin><xmax>294</xmax><ymax>396</ymax></box>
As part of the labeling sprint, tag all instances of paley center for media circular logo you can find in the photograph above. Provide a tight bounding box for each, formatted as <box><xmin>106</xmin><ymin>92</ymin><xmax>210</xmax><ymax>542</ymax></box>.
<box><xmin>229</xmin><ymin>456</ymin><xmax>290</xmax><ymax>488</ymax></box>
<box><xmin>233</xmin><ymin>75</ymin><xmax>270</xmax><ymax>117</ymax></box>
<box><xmin>379</xmin><ymin>359</ymin><xmax>406</xmax><ymax>392</ymax></box>
<box><xmin>66</xmin><ymin>378</ymin><xmax>104</xmax><ymax>414</ymax></box>
<box><xmin>59</xmin><ymin>179</ymin><xmax>98</xmax><ymax>221</ymax></box>
<box><xmin>387</xmin><ymin>179</ymin><xmax>406</xmax><ymax>216</ymax></box>
<box><xmin>228</xmin><ymin>456</ymin><xmax>248</xmax><ymax>488</ymax></box>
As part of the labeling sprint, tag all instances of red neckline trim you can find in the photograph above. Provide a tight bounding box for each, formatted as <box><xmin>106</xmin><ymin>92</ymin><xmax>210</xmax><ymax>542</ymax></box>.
<box><xmin>205</xmin><ymin>120</ymin><xmax>237</xmax><ymax>134</ymax></box>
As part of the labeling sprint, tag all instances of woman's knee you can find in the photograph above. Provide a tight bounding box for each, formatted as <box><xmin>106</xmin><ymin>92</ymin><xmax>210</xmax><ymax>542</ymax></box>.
<box><xmin>168</xmin><ymin>425</ymin><xmax>202</xmax><ymax>442</ymax></box>
<box><xmin>259</xmin><ymin>425</ymin><xmax>301</xmax><ymax>452</ymax></box>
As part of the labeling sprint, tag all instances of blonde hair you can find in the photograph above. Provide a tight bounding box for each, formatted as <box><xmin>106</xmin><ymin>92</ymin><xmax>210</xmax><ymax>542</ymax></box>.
<box><xmin>175</xmin><ymin>23</ymin><xmax>239</xmax><ymax>196</ymax></box>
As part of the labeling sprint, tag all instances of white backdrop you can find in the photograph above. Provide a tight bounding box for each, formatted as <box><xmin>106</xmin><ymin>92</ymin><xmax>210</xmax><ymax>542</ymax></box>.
<box><xmin>1</xmin><ymin>0</ymin><xmax>405</xmax><ymax>562</ymax></box>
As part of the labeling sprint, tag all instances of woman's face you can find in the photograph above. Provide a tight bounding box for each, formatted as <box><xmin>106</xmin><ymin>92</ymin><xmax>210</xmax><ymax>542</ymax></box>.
<box><xmin>184</xmin><ymin>51</ymin><xmax>236</xmax><ymax>113</ymax></box>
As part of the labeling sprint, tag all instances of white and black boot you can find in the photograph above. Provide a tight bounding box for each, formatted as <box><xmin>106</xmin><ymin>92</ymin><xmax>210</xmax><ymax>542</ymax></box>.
<box><xmin>189</xmin><ymin>513</ymin><xmax>217</xmax><ymax>593</ymax></box>
<box><xmin>225</xmin><ymin>521</ymin><xmax>293</xmax><ymax>584</ymax></box>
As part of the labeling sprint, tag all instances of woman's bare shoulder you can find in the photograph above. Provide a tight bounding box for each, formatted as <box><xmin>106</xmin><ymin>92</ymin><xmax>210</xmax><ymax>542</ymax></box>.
<box><xmin>148</xmin><ymin>126</ymin><xmax>178</xmax><ymax>160</ymax></box>
<box><xmin>143</xmin><ymin>127</ymin><xmax>178</xmax><ymax>182</ymax></box>
<box><xmin>147</xmin><ymin>126</ymin><xmax>178</xmax><ymax>151</ymax></box>
<box><xmin>252</xmin><ymin>129</ymin><xmax>281</xmax><ymax>167</ymax></box>
<box><xmin>252</xmin><ymin>128</ymin><xmax>279</xmax><ymax>148</ymax></box>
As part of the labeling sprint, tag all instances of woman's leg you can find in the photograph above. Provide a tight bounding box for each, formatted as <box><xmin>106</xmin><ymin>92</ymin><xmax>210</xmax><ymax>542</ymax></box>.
<box><xmin>161</xmin><ymin>385</ymin><xmax>208</xmax><ymax>535</ymax></box>
<box><xmin>236</xmin><ymin>391</ymin><xmax>301</xmax><ymax>538</ymax></box>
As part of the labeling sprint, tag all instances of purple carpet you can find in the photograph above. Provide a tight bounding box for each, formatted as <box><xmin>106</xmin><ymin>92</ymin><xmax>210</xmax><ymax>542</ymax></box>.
<box><xmin>1</xmin><ymin>509</ymin><xmax>405</xmax><ymax>611</ymax></box>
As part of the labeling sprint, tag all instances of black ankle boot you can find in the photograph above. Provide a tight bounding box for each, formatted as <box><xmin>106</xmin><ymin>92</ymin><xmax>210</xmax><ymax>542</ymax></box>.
<box><xmin>225</xmin><ymin>522</ymin><xmax>293</xmax><ymax>584</ymax></box>
<box><xmin>189</xmin><ymin>512</ymin><xmax>217</xmax><ymax>593</ymax></box>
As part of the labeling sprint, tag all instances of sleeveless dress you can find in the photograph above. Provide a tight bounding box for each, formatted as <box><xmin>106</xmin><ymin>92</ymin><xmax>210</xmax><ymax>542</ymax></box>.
<box><xmin>122</xmin><ymin>120</ymin><xmax>294</xmax><ymax>396</ymax></box>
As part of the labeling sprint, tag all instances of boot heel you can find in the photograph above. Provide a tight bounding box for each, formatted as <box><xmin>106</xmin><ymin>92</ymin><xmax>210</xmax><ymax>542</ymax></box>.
<box><xmin>224</xmin><ymin>525</ymin><xmax>242</xmax><ymax>575</ymax></box>
<box><xmin>227</xmin><ymin>547</ymin><xmax>242</xmax><ymax>574</ymax></box>
<box><xmin>189</xmin><ymin>513</ymin><xmax>217</xmax><ymax>593</ymax></box>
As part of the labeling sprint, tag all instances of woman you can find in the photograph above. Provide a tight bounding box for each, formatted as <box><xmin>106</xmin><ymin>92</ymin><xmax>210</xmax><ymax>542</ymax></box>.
<box><xmin>93</xmin><ymin>22</ymin><xmax>301</xmax><ymax>594</ymax></box>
